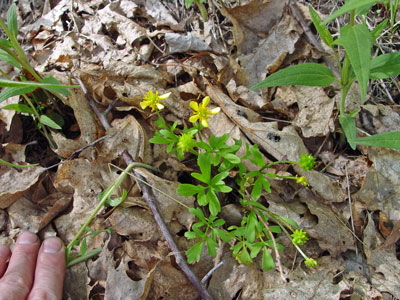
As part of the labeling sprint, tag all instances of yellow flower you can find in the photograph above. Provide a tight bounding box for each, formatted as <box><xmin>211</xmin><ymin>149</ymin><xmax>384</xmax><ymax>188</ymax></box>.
<box><xmin>189</xmin><ymin>96</ymin><xmax>220</xmax><ymax>127</ymax></box>
<box><xmin>140</xmin><ymin>90</ymin><xmax>171</xmax><ymax>111</ymax></box>
<box><xmin>296</xmin><ymin>175</ymin><xmax>309</xmax><ymax>186</ymax></box>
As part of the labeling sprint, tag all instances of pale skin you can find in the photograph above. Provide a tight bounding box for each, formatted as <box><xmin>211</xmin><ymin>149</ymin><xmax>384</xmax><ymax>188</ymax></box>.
<box><xmin>0</xmin><ymin>232</ymin><xmax>65</xmax><ymax>300</ymax></box>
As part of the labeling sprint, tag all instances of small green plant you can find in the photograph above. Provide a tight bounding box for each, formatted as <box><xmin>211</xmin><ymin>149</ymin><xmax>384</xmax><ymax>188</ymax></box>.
<box><xmin>143</xmin><ymin>91</ymin><xmax>317</xmax><ymax>271</ymax></box>
<box><xmin>65</xmin><ymin>162</ymin><xmax>155</xmax><ymax>267</ymax></box>
<box><xmin>0</xmin><ymin>4</ymin><xmax>78</xmax><ymax>148</ymax></box>
<box><xmin>251</xmin><ymin>0</ymin><xmax>400</xmax><ymax>150</ymax></box>
<box><xmin>185</xmin><ymin>0</ymin><xmax>208</xmax><ymax>21</ymax></box>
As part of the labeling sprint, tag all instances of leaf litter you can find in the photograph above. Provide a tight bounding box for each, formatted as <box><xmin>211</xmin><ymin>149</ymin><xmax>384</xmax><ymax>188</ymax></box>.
<box><xmin>0</xmin><ymin>0</ymin><xmax>399</xmax><ymax>299</ymax></box>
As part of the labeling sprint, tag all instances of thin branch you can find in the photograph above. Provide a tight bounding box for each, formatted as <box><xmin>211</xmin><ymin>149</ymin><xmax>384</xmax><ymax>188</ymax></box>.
<box><xmin>76</xmin><ymin>77</ymin><xmax>212</xmax><ymax>300</ymax></box>
<box><xmin>255</xmin><ymin>208</ymin><xmax>287</xmax><ymax>283</ymax></box>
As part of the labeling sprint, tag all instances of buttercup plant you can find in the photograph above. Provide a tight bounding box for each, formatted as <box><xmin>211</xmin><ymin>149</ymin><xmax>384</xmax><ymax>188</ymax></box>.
<box><xmin>252</xmin><ymin>0</ymin><xmax>400</xmax><ymax>150</ymax></box>
<box><xmin>143</xmin><ymin>90</ymin><xmax>318</xmax><ymax>271</ymax></box>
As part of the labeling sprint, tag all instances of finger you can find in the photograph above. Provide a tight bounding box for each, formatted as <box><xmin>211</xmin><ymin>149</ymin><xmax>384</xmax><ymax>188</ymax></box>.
<box><xmin>27</xmin><ymin>237</ymin><xmax>65</xmax><ymax>300</ymax></box>
<box><xmin>0</xmin><ymin>245</ymin><xmax>11</xmax><ymax>277</ymax></box>
<box><xmin>0</xmin><ymin>232</ymin><xmax>40</xmax><ymax>300</ymax></box>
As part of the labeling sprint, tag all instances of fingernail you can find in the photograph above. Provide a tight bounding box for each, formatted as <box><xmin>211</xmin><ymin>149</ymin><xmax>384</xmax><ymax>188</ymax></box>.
<box><xmin>43</xmin><ymin>237</ymin><xmax>62</xmax><ymax>254</ymax></box>
<box><xmin>18</xmin><ymin>232</ymin><xmax>38</xmax><ymax>244</ymax></box>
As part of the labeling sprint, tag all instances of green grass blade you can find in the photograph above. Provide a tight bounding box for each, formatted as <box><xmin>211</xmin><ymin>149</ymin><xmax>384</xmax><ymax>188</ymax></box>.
<box><xmin>0</xmin><ymin>78</ymin><xmax>78</xmax><ymax>90</ymax></box>
<box><xmin>337</xmin><ymin>25</ymin><xmax>372</xmax><ymax>102</ymax></box>
<box><xmin>2</xmin><ymin>103</ymin><xmax>35</xmax><ymax>114</ymax></box>
<box><xmin>39</xmin><ymin>114</ymin><xmax>62</xmax><ymax>129</ymax></box>
<box><xmin>324</xmin><ymin>0</ymin><xmax>386</xmax><ymax>24</ymax></box>
<box><xmin>250</xmin><ymin>63</ymin><xmax>336</xmax><ymax>90</ymax></box>
<box><xmin>351</xmin><ymin>131</ymin><xmax>400</xmax><ymax>150</ymax></box>
<box><xmin>370</xmin><ymin>52</ymin><xmax>400</xmax><ymax>79</ymax></box>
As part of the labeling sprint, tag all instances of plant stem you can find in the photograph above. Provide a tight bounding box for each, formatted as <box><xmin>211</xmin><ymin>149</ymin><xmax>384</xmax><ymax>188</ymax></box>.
<box><xmin>66</xmin><ymin>162</ymin><xmax>137</xmax><ymax>249</ymax></box>
<box><xmin>195</xmin><ymin>0</ymin><xmax>208</xmax><ymax>21</ymax></box>
<box><xmin>66</xmin><ymin>248</ymin><xmax>102</xmax><ymax>268</ymax></box>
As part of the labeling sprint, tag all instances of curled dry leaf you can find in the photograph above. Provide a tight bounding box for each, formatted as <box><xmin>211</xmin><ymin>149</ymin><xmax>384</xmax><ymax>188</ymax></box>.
<box><xmin>0</xmin><ymin>165</ymin><xmax>45</xmax><ymax>209</ymax></box>
<box><xmin>355</xmin><ymin>147</ymin><xmax>400</xmax><ymax>221</ymax></box>
<box><xmin>8</xmin><ymin>193</ymin><xmax>71</xmax><ymax>233</ymax></box>
<box><xmin>165</xmin><ymin>33</ymin><xmax>212</xmax><ymax>54</ymax></box>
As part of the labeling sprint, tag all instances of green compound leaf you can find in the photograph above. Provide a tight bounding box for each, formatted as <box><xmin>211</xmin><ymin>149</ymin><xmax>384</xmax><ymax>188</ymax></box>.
<box><xmin>251</xmin><ymin>63</ymin><xmax>336</xmax><ymax>90</ymax></box>
<box><xmin>7</xmin><ymin>4</ymin><xmax>18</xmax><ymax>38</ymax></box>
<box><xmin>177</xmin><ymin>184</ymin><xmax>205</xmax><ymax>197</ymax></box>
<box><xmin>214</xmin><ymin>228</ymin><xmax>232</xmax><ymax>243</ymax></box>
<box><xmin>207</xmin><ymin>189</ymin><xmax>221</xmax><ymax>216</ymax></box>
<box><xmin>370</xmin><ymin>52</ymin><xmax>400</xmax><ymax>79</ymax></box>
<box><xmin>197</xmin><ymin>152</ymin><xmax>211</xmax><ymax>183</ymax></box>
<box><xmin>309</xmin><ymin>6</ymin><xmax>334</xmax><ymax>47</ymax></box>
<box><xmin>262</xmin><ymin>247</ymin><xmax>275</xmax><ymax>271</ymax></box>
<box><xmin>39</xmin><ymin>114</ymin><xmax>62</xmax><ymax>129</ymax></box>
<box><xmin>337</xmin><ymin>24</ymin><xmax>373</xmax><ymax>102</ymax></box>
<box><xmin>0</xmin><ymin>86</ymin><xmax>36</xmax><ymax>103</ymax></box>
<box><xmin>206</xmin><ymin>236</ymin><xmax>218</xmax><ymax>257</ymax></box>
<box><xmin>222</xmin><ymin>153</ymin><xmax>241</xmax><ymax>164</ymax></box>
<box><xmin>339</xmin><ymin>114</ymin><xmax>357</xmax><ymax>150</ymax></box>
<box><xmin>324</xmin><ymin>0</ymin><xmax>385</xmax><ymax>24</ymax></box>
<box><xmin>189</xmin><ymin>207</ymin><xmax>207</xmax><ymax>223</ymax></box>
<box><xmin>251</xmin><ymin>176</ymin><xmax>263</xmax><ymax>201</ymax></box>
<box><xmin>186</xmin><ymin>241</ymin><xmax>204</xmax><ymax>263</ymax></box>
<box><xmin>350</xmin><ymin>131</ymin><xmax>400</xmax><ymax>150</ymax></box>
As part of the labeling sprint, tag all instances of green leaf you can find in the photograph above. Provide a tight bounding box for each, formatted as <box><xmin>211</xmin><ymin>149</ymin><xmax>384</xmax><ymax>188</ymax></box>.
<box><xmin>249</xmin><ymin>145</ymin><xmax>264</xmax><ymax>167</ymax></box>
<box><xmin>214</xmin><ymin>229</ymin><xmax>232</xmax><ymax>243</ymax></box>
<box><xmin>210</xmin><ymin>171</ymin><xmax>229</xmax><ymax>186</ymax></box>
<box><xmin>2</xmin><ymin>103</ymin><xmax>34</xmax><ymax>114</ymax></box>
<box><xmin>213</xmin><ymin>184</ymin><xmax>232</xmax><ymax>193</ymax></box>
<box><xmin>207</xmin><ymin>189</ymin><xmax>221</xmax><ymax>216</ymax></box>
<box><xmin>0</xmin><ymin>78</ymin><xmax>78</xmax><ymax>90</ymax></box>
<box><xmin>186</xmin><ymin>241</ymin><xmax>204</xmax><ymax>263</ymax></box>
<box><xmin>309</xmin><ymin>6</ymin><xmax>334</xmax><ymax>47</ymax></box>
<box><xmin>370</xmin><ymin>52</ymin><xmax>400</xmax><ymax>79</ymax></box>
<box><xmin>251</xmin><ymin>176</ymin><xmax>263</xmax><ymax>201</ymax></box>
<box><xmin>214</xmin><ymin>134</ymin><xmax>230</xmax><ymax>149</ymax></box>
<box><xmin>0</xmin><ymin>38</ymin><xmax>12</xmax><ymax>48</ymax></box>
<box><xmin>184</xmin><ymin>231</ymin><xmax>199</xmax><ymax>239</ymax></box>
<box><xmin>39</xmin><ymin>114</ymin><xmax>62</xmax><ymax>129</ymax></box>
<box><xmin>41</xmin><ymin>76</ymin><xmax>73</xmax><ymax>96</ymax></box>
<box><xmin>241</xmin><ymin>200</ymin><xmax>269</xmax><ymax>212</ymax></box>
<box><xmin>206</xmin><ymin>237</ymin><xmax>218</xmax><ymax>257</ymax></box>
<box><xmin>239</xmin><ymin>247</ymin><xmax>252</xmax><ymax>265</ymax></box>
<box><xmin>248</xmin><ymin>242</ymin><xmax>263</xmax><ymax>258</ymax></box>
<box><xmin>197</xmin><ymin>191</ymin><xmax>207</xmax><ymax>206</ymax></box>
<box><xmin>212</xmin><ymin>218</ymin><xmax>225</xmax><ymax>227</ymax></box>
<box><xmin>337</xmin><ymin>25</ymin><xmax>372</xmax><ymax>102</ymax></box>
<box><xmin>185</xmin><ymin>0</ymin><xmax>195</xmax><ymax>9</ymax></box>
<box><xmin>281</xmin><ymin>217</ymin><xmax>298</xmax><ymax>228</ymax></box>
<box><xmin>177</xmin><ymin>184</ymin><xmax>205</xmax><ymax>197</ymax></box>
<box><xmin>197</xmin><ymin>153</ymin><xmax>211</xmax><ymax>183</ymax></box>
<box><xmin>149</xmin><ymin>136</ymin><xmax>173</xmax><ymax>144</ymax></box>
<box><xmin>0</xmin><ymin>86</ymin><xmax>37</xmax><ymax>103</ymax></box>
<box><xmin>191</xmin><ymin>172</ymin><xmax>208</xmax><ymax>183</ymax></box>
<box><xmin>189</xmin><ymin>207</ymin><xmax>207</xmax><ymax>223</ymax></box>
<box><xmin>324</xmin><ymin>0</ymin><xmax>382</xmax><ymax>24</ymax></box>
<box><xmin>262</xmin><ymin>247</ymin><xmax>275</xmax><ymax>271</ymax></box>
<box><xmin>222</xmin><ymin>153</ymin><xmax>241</xmax><ymax>164</ymax></box>
<box><xmin>261</xmin><ymin>176</ymin><xmax>271</xmax><ymax>193</ymax></box>
<box><xmin>80</xmin><ymin>238</ymin><xmax>87</xmax><ymax>256</ymax></box>
<box><xmin>371</xmin><ymin>19</ymin><xmax>388</xmax><ymax>41</ymax></box>
<box><xmin>0</xmin><ymin>49</ymin><xmax>20</xmax><ymax>69</ymax></box>
<box><xmin>245</xmin><ymin>211</ymin><xmax>257</xmax><ymax>243</ymax></box>
<box><xmin>251</xmin><ymin>63</ymin><xmax>336</xmax><ymax>90</ymax></box>
<box><xmin>7</xmin><ymin>4</ymin><xmax>18</xmax><ymax>38</ymax></box>
<box><xmin>351</xmin><ymin>131</ymin><xmax>400</xmax><ymax>150</ymax></box>
<box><xmin>339</xmin><ymin>114</ymin><xmax>357</xmax><ymax>150</ymax></box>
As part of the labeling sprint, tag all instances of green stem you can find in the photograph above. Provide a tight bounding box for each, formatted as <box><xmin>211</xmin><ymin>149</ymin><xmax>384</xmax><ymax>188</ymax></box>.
<box><xmin>66</xmin><ymin>162</ymin><xmax>156</xmax><ymax>249</ymax></box>
<box><xmin>0</xmin><ymin>159</ymin><xmax>38</xmax><ymax>168</ymax></box>
<box><xmin>66</xmin><ymin>248</ymin><xmax>102</xmax><ymax>268</ymax></box>
<box><xmin>195</xmin><ymin>0</ymin><xmax>208</xmax><ymax>21</ymax></box>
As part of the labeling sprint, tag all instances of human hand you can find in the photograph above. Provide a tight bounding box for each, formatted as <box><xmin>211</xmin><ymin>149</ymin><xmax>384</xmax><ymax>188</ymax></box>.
<box><xmin>0</xmin><ymin>232</ymin><xmax>65</xmax><ymax>300</ymax></box>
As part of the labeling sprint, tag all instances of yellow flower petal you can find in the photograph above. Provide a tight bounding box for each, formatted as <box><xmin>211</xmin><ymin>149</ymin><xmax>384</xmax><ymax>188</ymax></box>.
<box><xmin>209</xmin><ymin>107</ymin><xmax>221</xmax><ymax>115</ymax></box>
<box><xmin>140</xmin><ymin>101</ymin><xmax>149</xmax><ymax>109</ymax></box>
<box><xmin>189</xmin><ymin>115</ymin><xmax>199</xmax><ymax>123</ymax></box>
<box><xmin>201</xmin><ymin>119</ymin><xmax>209</xmax><ymax>127</ymax></box>
<box><xmin>159</xmin><ymin>92</ymin><xmax>171</xmax><ymax>100</ymax></box>
<box><xmin>157</xmin><ymin>103</ymin><xmax>165</xmax><ymax>110</ymax></box>
<box><xmin>190</xmin><ymin>101</ymin><xmax>199</xmax><ymax>111</ymax></box>
<box><xmin>202</xmin><ymin>96</ymin><xmax>210</xmax><ymax>106</ymax></box>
